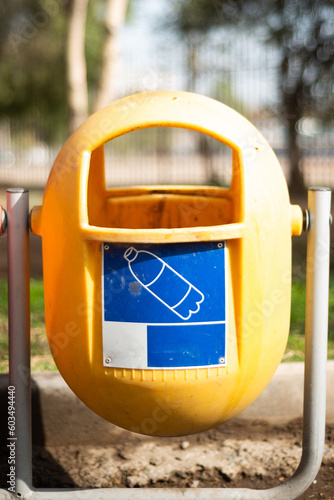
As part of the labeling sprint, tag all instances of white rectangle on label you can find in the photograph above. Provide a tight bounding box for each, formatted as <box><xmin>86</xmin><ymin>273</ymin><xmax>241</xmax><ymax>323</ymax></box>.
<box><xmin>103</xmin><ymin>322</ymin><xmax>147</xmax><ymax>369</ymax></box>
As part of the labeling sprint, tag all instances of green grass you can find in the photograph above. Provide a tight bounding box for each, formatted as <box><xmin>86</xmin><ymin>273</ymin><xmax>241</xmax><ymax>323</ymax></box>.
<box><xmin>0</xmin><ymin>279</ymin><xmax>56</xmax><ymax>373</ymax></box>
<box><xmin>283</xmin><ymin>278</ymin><xmax>334</xmax><ymax>362</ymax></box>
<box><xmin>0</xmin><ymin>277</ymin><xmax>333</xmax><ymax>372</ymax></box>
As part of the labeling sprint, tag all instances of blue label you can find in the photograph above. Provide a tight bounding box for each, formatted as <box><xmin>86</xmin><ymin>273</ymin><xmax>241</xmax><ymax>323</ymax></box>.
<box><xmin>147</xmin><ymin>323</ymin><xmax>226</xmax><ymax>368</ymax></box>
<box><xmin>102</xmin><ymin>242</ymin><xmax>227</xmax><ymax>369</ymax></box>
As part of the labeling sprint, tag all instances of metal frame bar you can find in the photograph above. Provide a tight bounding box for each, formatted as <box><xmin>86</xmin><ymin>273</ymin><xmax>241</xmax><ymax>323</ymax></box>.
<box><xmin>6</xmin><ymin>189</ymin><xmax>32</xmax><ymax>498</ymax></box>
<box><xmin>0</xmin><ymin>186</ymin><xmax>331</xmax><ymax>500</ymax></box>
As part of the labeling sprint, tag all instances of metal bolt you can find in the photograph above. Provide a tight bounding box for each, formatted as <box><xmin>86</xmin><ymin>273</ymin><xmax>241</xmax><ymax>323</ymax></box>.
<box><xmin>303</xmin><ymin>209</ymin><xmax>310</xmax><ymax>232</ymax></box>
<box><xmin>217</xmin><ymin>242</ymin><xmax>223</xmax><ymax>248</ymax></box>
<box><xmin>105</xmin><ymin>357</ymin><xmax>112</xmax><ymax>364</ymax></box>
<box><xmin>219</xmin><ymin>357</ymin><xmax>225</xmax><ymax>364</ymax></box>
<box><xmin>104</xmin><ymin>244</ymin><xmax>110</xmax><ymax>250</ymax></box>
<box><xmin>0</xmin><ymin>206</ymin><xmax>7</xmax><ymax>235</ymax></box>
<box><xmin>303</xmin><ymin>209</ymin><xmax>332</xmax><ymax>230</ymax></box>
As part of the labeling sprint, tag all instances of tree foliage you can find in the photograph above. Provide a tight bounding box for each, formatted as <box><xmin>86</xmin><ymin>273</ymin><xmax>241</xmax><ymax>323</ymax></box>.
<box><xmin>0</xmin><ymin>0</ymin><xmax>126</xmax><ymax>138</ymax></box>
<box><xmin>167</xmin><ymin>0</ymin><xmax>334</xmax><ymax>192</ymax></box>
<box><xmin>0</xmin><ymin>0</ymin><xmax>69</xmax><ymax>136</ymax></box>
<box><xmin>169</xmin><ymin>0</ymin><xmax>334</xmax><ymax>118</ymax></box>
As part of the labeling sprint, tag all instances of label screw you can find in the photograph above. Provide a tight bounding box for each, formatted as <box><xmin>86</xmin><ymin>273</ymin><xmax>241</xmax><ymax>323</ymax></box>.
<box><xmin>105</xmin><ymin>357</ymin><xmax>112</xmax><ymax>364</ymax></box>
<box><xmin>219</xmin><ymin>357</ymin><xmax>225</xmax><ymax>364</ymax></box>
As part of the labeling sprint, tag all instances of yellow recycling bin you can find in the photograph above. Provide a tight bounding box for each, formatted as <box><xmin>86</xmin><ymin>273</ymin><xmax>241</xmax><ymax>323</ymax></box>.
<box><xmin>30</xmin><ymin>91</ymin><xmax>303</xmax><ymax>437</ymax></box>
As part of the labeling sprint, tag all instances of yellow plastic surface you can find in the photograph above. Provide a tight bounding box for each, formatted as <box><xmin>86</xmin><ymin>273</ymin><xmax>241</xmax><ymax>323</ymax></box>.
<box><xmin>31</xmin><ymin>91</ymin><xmax>302</xmax><ymax>436</ymax></box>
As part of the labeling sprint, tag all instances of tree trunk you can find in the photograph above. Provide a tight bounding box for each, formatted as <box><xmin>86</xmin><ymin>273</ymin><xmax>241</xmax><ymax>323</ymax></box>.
<box><xmin>280</xmin><ymin>45</ymin><xmax>306</xmax><ymax>196</ymax></box>
<box><xmin>186</xmin><ymin>38</ymin><xmax>197</xmax><ymax>92</ymax></box>
<box><xmin>93</xmin><ymin>0</ymin><xmax>129</xmax><ymax>112</ymax></box>
<box><xmin>287</xmin><ymin>112</ymin><xmax>305</xmax><ymax>195</ymax></box>
<box><xmin>66</xmin><ymin>0</ymin><xmax>89</xmax><ymax>133</ymax></box>
<box><xmin>285</xmin><ymin>91</ymin><xmax>305</xmax><ymax>195</ymax></box>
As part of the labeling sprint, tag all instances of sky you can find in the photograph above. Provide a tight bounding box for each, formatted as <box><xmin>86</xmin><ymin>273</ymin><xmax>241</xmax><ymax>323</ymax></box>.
<box><xmin>117</xmin><ymin>0</ymin><xmax>281</xmax><ymax>112</ymax></box>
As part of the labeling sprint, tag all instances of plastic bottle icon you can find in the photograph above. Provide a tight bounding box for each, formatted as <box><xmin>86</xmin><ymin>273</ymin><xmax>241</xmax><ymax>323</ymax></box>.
<box><xmin>124</xmin><ymin>246</ymin><xmax>204</xmax><ymax>320</ymax></box>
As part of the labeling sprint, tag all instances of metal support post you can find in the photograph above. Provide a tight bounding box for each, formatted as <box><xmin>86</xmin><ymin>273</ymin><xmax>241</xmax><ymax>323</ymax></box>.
<box><xmin>297</xmin><ymin>187</ymin><xmax>331</xmax><ymax>484</ymax></box>
<box><xmin>7</xmin><ymin>189</ymin><xmax>32</xmax><ymax>497</ymax></box>
<box><xmin>253</xmin><ymin>186</ymin><xmax>332</xmax><ymax>499</ymax></box>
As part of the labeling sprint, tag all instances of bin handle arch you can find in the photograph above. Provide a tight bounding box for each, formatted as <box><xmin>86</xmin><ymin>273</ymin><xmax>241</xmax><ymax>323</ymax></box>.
<box><xmin>30</xmin><ymin>91</ymin><xmax>303</xmax><ymax>241</ymax></box>
<box><xmin>70</xmin><ymin>90</ymin><xmax>267</xmax><ymax>161</ymax></box>
<box><xmin>73</xmin><ymin>91</ymin><xmax>256</xmax><ymax>243</ymax></box>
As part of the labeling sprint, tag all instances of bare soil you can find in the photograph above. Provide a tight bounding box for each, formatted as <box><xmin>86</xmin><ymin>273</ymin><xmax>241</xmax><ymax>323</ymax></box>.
<box><xmin>25</xmin><ymin>420</ymin><xmax>334</xmax><ymax>498</ymax></box>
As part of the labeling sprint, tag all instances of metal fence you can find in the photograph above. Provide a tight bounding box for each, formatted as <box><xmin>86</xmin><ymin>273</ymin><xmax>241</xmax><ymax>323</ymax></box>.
<box><xmin>0</xmin><ymin>30</ymin><xmax>333</xmax><ymax>189</ymax></box>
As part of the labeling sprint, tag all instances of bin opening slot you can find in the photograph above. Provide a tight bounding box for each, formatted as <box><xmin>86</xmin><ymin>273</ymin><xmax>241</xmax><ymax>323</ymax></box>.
<box><xmin>104</xmin><ymin>128</ymin><xmax>233</xmax><ymax>188</ymax></box>
<box><xmin>87</xmin><ymin>129</ymin><xmax>243</xmax><ymax>231</ymax></box>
